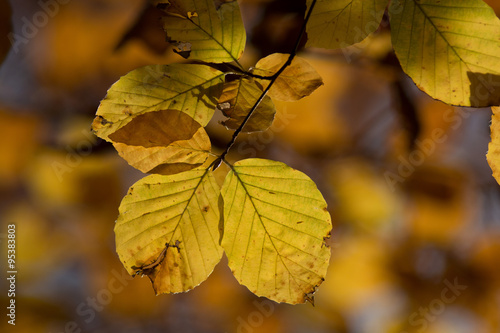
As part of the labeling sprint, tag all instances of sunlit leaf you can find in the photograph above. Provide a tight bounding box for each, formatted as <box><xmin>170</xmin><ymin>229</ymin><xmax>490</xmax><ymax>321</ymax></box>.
<box><xmin>389</xmin><ymin>0</ymin><xmax>500</xmax><ymax>107</ymax></box>
<box><xmin>0</xmin><ymin>0</ymin><xmax>11</xmax><ymax>65</ymax></box>
<box><xmin>221</xmin><ymin>158</ymin><xmax>332</xmax><ymax>304</ymax></box>
<box><xmin>487</xmin><ymin>107</ymin><xmax>500</xmax><ymax>184</ymax></box>
<box><xmin>157</xmin><ymin>0</ymin><xmax>246</xmax><ymax>63</ymax></box>
<box><xmin>253</xmin><ymin>53</ymin><xmax>323</xmax><ymax>101</ymax></box>
<box><xmin>218</xmin><ymin>78</ymin><xmax>276</xmax><ymax>132</ymax></box>
<box><xmin>115</xmin><ymin>169</ymin><xmax>223</xmax><ymax>294</ymax></box>
<box><xmin>306</xmin><ymin>0</ymin><xmax>387</xmax><ymax>49</ymax></box>
<box><xmin>113</xmin><ymin>126</ymin><xmax>211</xmax><ymax>175</ymax></box>
<box><xmin>92</xmin><ymin>64</ymin><xmax>224</xmax><ymax>141</ymax></box>
<box><xmin>109</xmin><ymin>109</ymin><xmax>202</xmax><ymax>148</ymax></box>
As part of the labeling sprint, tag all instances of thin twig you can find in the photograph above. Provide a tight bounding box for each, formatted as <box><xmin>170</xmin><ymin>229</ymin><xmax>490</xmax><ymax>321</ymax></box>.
<box><xmin>215</xmin><ymin>0</ymin><xmax>317</xmax><ymax>167</ymax></box>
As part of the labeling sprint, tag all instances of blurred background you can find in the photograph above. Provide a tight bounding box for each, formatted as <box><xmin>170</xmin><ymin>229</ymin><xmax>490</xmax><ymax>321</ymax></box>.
<box><xmin>1</xmin><ymin>0</ymin><xmax>500</xmax><ymax>332</ymax></box>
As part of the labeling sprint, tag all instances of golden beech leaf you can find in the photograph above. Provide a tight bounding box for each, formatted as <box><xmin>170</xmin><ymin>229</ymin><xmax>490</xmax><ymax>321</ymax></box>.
<box><xmin>113</xmin><ymin>126</ymin><xmax>211</xmax><ymax>175</ymax></box>
<box><xmin>115</xmin><ymin>169</ymin><xmax>223</xmax><ymax>295</ymax></box>
<box><xmin>218</xmin><ymin>78</ymin><xmax>276</xmax><ymax>132</ymax></box>
<box><xmin>92</xmin><ymin>64</ymin><xmax>224</xmax><ymax>141</ymax></box>
<box><xmin>487</xmin><ymin>107</ymin><xmax>500</xmax><ymax>184</ymax></box>
<box><xmin>157</xmin><ymin>0</ymin><xmax>246</xmax><ymax>63</ymax></box>
<box><xmin>306</xmin><ymin>0</ymin><xmax>387</xmax><ymax>50</ymax></box>
<box><xmin>252</xmin><ymin>53</ymin><xmax>324</xmax><ymax>101</ymax></box>
<box><xmin>221</xmin><ymin>158</ymin><xmax>332</xmax><ymax>304</ymax></box>
<box><xmin>389</xmin><ymin>0</ymin><xmax>500</xmax><ymax>107</ymax></box>
<box><xmin>109</xmin><ymin>109</ymin><xmax>201</xmax><ymax>148</ymax></box>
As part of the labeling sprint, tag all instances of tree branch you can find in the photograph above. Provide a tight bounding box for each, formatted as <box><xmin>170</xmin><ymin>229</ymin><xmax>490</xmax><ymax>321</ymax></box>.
<box><xmin>213</xmin><ymin>0</ymin><xmax>317</xmax><ymax>168</ymax></box>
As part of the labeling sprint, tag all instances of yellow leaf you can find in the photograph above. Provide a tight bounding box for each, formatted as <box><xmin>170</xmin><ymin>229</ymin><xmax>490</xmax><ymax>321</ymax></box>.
<box><xmin>115</xmin><ymin>169</ymin><xmax>223</xmax><ymax>294</ymax></box>
<box><xmin>487</xmin><ymin>107</ymin><xmax>500</xmax><ymax>184</ymax></box>
<box><xmin>218</xmin><ymin>77</ymin><xmax>276</xmax><ymax>132</ymax></box>
<box><xmin>221</xmin><ymin>158</ymin><xmax>331</xmax><ymax>304</ymax></box>
<box><xmin>92</xmin><ymin>64</ymin><xmax>224</xmax><ymax>141</ymax></box>
<box><xmin>158</xmin><ymin>0</ymin><xmax>246</xmax><ymax>63</ymax></box>
<box><xmin>113</xmin><ymin>126</ymin><xmax>211</xmax><ymax>175</ymax></box>
<box><xmin>389</xmin><ymin>0</ymin><xmax>500</xmax><ymax>107</ymax></box>
<box><xmin>109</xmin><ymin>109</ymin><xmax>202</xmax><ymax>148</ymax></box>
<box><xmin>306</xmin><ymin>0</ymin><xmax>387</xmax><ymax>49</ymax></box>
<box><xmin>253</xmin><ymin>53</ymin><xmax>323</xmax><ymax>101</ymax></box>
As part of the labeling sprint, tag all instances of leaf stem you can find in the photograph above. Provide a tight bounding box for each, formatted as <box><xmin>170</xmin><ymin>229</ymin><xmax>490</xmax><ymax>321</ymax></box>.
<box><xmin>216</xmin><ymin>0</ymin><xmax>317</xmax><ymax>165</ymax></box>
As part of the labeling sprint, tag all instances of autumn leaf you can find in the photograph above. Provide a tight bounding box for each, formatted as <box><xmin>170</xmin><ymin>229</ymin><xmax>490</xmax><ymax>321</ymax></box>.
<box><xmin>221</xmin><ymin>158</ymin><xmax>331</xmax><ymax>304</ymax></box>
<box><xmin>218</xmin><ymin>77</ymin><xmax>276</xmax><ymax>132</ymax></box>
<box><xmin>389</xmin><ymin>0</ymin><xmax>500</xmax><ymax>107</ymax></box>
<box><xmin>113</xmin><ymin>126</ymin><xmax>211</xmax><ymax>175</ymax></box>
<box><xmin>306</xmin><ymin>0</ymin><xmax>388</xmax><ymax>49</ymax></box>
<box><xmin>92</xmin><ymin>64</ymin><xmax>224</xmax><ymax>141</ymax></box>
<box><xmin>157</xmin><ymin>0</ymin><xmax>246</xmax><ymax>63</ymax></box>
<box><xmin>252</xmin><ymin>53</ymin><xmax>324</xmax><ymax>101</ymax></box>
<box><xmin>115</xmin><ymin>169</ymin><xmax>223</xmax><ymax>294</ymax></box>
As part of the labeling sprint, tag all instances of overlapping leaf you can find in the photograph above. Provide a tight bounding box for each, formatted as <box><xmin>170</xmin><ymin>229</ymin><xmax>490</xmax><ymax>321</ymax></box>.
<box><xmin>115</xmin><ymin>169</ymin><xmax>222</xmax><ymax>294</ymax></box>
<box><xmin>218</xmin><ymin>78</ymin><xmax>276</xmax><ymax>132</ymax></box>
<box><xmin>158</xmin><ymin>0</ymin><xmax>246</xmax><ymax>63</ymax></box>
<box><xmin>389</xmin><ymin>0</ymin><xmax>500</xmax><ymax>107</ymax></box>
<box><xmin>306</xmin><ymin>0</ymin><xmax>387</xmax><ymax>49</ymax></box>
<box><xmin>221</xmin><ymin>158</ymin><xmax>332</xmax><ymax>304</ymax></box>
<box><xmin>91</xmin><ymin>64</ymin><xmax>224</xmax><ymax>141</ymax></box>
<box><xmin>252</xmin><ymin>53</ymin><xmax>324</xmax><ymax>101</ymax></box>
<box><xmin>487</xmin><ymin>107</ymin><xmax>500</xmax><ymax>184</ymax></box>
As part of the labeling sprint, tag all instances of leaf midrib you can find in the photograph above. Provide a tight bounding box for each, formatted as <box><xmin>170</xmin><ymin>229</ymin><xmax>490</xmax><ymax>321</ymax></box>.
<box><xmin>230</xmin><ymin>167</ymin><xmax>310</xmax><ymax>294</ymax></box>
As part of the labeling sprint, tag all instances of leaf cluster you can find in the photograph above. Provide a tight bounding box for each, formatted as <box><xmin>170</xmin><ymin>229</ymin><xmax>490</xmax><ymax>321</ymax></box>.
<box><xmin>89</xmin><ymin>0</ymin><xmax>500</xmax><ymax>304</ymax></box>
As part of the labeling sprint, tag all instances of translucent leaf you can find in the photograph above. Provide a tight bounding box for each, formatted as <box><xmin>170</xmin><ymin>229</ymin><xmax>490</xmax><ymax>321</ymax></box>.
<box><xmin>253</xmin><ymin>53</ymin><xmax>324</xmax><ymax>101</ymax></box>
<box><xmin>158</xmin><ymin>0</ymin><xmax>246</xmax><ymax>63</ymax></box>
<box><xmin>221</xmin><ymin>158</ymin><xmax>332</xmax><ymax>304</ymax></box>
<box><xmin>389</xmin><ymin>0</ymin><xmax>500</xmax><ymax>107</ymax></box>
<box><xmin>92</xmin><ymin>64</ymin><xmax>224</xmax><ymax>141</ymax></box>
<box><xmin>487</xmin><ymin>107</ymin><xmax>500</xmax><ymax>184</ymax></box>
<box><xmin>113</xmin><ymin>126</ymin><xmax>211</xmax><ymax>175</ymax></box>
<box><xmin>218</xmin><ymin>78</ymin><xmax>276</xmax><ymax>132</ymax></box>
<box><xmin>109</xmin><ymin>109</ymin><xmax>202</xmax><ymax>148</ymax></box>
<box><xmin>115</xmin><ymin>169</ymin><xmax>223</xmax><ymax>294</ymax></box>
<box><xmin>305</xmin><ymin>0</ymin><xmax>387</xmax><ymax>49</ymax></box>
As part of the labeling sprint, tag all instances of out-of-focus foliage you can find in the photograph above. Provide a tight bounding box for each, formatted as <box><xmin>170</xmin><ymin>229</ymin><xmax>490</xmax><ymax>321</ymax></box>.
<box><xmin>389</xmin><ymin>0</ymin><xmax>500</xmax><ymax>107</ymax></box>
